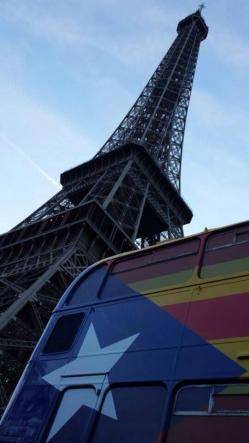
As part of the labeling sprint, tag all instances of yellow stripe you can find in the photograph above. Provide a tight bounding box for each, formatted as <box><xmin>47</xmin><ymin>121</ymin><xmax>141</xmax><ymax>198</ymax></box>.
<box><xmin>136</xmin><ymin>276</ymin><xmax>249</xmax><ymax>307</ymax></box>
<box><xmin>130</xmin><ymin>268</ymin><xmax>194</xmax><ymax>293</ymax></box>
<box><xmin>145</xmin><ymin>287</ymin><xmax>194</xmax><ymax>307</ymax></box>
<box><xmin>124</xmin><ymin>254</ymin><xmax>249</xmax><ymax>308</ymax></box>
<box><xmin>210</xmin><ymin>337</ymin><xmax>249</xmax><ymax>377</ymax></box>
<box><xmin>217</xmin><ymin>385</ymin><xmax>249</xmax><ymax>395</ymax></box>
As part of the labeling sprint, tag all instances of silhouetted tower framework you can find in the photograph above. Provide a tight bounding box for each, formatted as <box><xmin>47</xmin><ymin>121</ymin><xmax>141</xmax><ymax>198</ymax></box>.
<box><xmin>0</xmin><ymin>10</ymin><xmax>208</xmax><ymax>412</ymax></box>
<box><xmin>98</xmin><ymin>9</ymin><xmax>207</xmax><ymax>192</ymax></box>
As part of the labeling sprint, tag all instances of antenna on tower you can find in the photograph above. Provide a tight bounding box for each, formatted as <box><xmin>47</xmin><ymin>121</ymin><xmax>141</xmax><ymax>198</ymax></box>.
<box><xmin>198</xmin><ymin>3</ymin><xmax>205</xmax><ymax>13</ymax></box>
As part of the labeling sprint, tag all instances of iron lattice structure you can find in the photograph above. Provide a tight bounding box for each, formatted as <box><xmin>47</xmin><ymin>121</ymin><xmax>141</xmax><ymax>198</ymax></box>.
<box><xmin>0</xmin><ymin>10</ymin><xmax>207</xmax><ymax>413</ymax></box>
<box><xmin>98</xmin><ymin>10</ymin><xmax>208</xmax><ymax>192</ymax></box>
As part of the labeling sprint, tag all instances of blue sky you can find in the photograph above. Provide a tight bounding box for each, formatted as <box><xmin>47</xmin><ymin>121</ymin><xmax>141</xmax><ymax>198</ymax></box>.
<box><xmin>0</xmin><ymin>0</ymin><xmax>248</xmax><ymax>236</ymax></box>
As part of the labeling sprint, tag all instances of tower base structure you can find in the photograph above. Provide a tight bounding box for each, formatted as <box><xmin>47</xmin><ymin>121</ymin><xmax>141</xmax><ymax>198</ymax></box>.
<box><xmin>0</xmin><ymin>143</ymin><xmax>192</xmax><ymax>412</ymax></box>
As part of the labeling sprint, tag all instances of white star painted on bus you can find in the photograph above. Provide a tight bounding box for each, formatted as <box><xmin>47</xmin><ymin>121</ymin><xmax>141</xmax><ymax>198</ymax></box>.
<box><xmin>42</xmin><ymin>323</ymin><xmax>139</xmax><ymax>441</ymax></box>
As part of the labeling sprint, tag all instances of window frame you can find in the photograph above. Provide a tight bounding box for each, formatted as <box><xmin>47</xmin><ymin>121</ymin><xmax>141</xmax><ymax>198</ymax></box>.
<box><xmin>101</xmin><ymin>237</ymin><xmax>201</xmax><ymax>300</ymax></box>
<box><xmin>200</xmin><ymin>226</ymin><xmax>249</xmax><ymax>280</ymax></box>
<box><xmin>205</xmin><ymin>229</ymin><xmax>249</xmax><ymax>253</ymax></box>
<box><xmin>172</xmin><ymin>382</ymin><xmax>249</xmax><ymax>418</ymax></box>
<box><xmin>41</xmin><ymin>311</ymin><xmax>86</xmax><ymax>356</ymax></box>
<box><xmin>89</xmin><ymin>381</ymin><xmax>168</xmax><ymax>442</ymax></box>
<box><xmin>42</xmin><ymin>383</ymin><xmax>98</xmax><ymax>443</ymax></box>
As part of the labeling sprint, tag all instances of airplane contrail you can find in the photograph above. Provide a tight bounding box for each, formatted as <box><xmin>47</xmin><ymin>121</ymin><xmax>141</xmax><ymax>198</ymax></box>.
<box><xmin>0</xmin><ymin>133</ymin><xmax>61</xmax><ymax>190</ymax></box>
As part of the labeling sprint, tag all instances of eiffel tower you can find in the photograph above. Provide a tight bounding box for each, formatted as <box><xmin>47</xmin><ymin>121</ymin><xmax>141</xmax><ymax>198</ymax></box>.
<box><xmin>0</xmin><ymin>9</ymin><xmax>208</xmax><ymax>412</ymax></box>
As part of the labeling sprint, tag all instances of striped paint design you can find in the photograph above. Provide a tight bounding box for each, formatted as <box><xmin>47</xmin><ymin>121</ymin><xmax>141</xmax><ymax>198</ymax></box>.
<box><xmin>109</xmin><ymin>227</ymin><xmax>249</xmax><ymax>378</ymax></box>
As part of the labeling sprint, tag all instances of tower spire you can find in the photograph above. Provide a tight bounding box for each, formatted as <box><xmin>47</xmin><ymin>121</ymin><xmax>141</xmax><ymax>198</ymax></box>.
<box><xmin>198</xmin><ymin>3</ymin><xmax>205</xmax><ymax>13</ymax></box>
<box><xmin>97</xmin><ymin>10</ymin><xmax>208</xmax><ymax>192</ymax></box>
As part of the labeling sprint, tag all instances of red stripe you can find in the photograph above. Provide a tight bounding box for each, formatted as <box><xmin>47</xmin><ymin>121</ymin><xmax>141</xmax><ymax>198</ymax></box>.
<box><xmin>117</xmin><ymin>256</ymin><xmax>196</xmax><ymax>284</ymax></box>
<box><xmin>168</xmin><ymin>416</ymin><xmax>248</xmax><ymax>443</ymax></box>
<box><xmin>165</xmin><ymin>292</ymin><xmax>249</xmax><ymax>340</ymax></box>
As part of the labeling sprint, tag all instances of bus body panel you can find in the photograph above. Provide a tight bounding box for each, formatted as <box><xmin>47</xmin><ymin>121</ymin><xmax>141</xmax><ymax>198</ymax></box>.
<box><xmin>1</xmin><ymin>221</ymin><xmax>249</xmax><ymax>442</ymax></box>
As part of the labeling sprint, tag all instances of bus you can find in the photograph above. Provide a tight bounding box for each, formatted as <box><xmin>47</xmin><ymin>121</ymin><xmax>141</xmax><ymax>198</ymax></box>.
<box><xmin>1</xmin><ymin>220</ymin><xmax>249</xmax><ymax>442</ymax></box>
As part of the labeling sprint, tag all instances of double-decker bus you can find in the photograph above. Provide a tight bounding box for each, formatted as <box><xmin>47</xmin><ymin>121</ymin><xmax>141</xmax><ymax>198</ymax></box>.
<box><xmin>1</xmin><ymin>220</ymin><xmax>249</xmax><ymax>442</ymax></box>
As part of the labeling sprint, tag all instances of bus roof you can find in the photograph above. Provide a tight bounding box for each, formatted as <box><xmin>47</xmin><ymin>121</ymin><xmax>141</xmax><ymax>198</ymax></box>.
<box><xmin>94</xmin><ymin>218</ymin><xmax>249</xmax><ymax>267</ymax></box>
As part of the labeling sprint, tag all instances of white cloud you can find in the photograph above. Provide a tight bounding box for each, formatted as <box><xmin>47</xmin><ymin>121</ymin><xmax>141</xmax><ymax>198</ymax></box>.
<box><xmin>0</xmin><ymin>133</ymin><xmax>61</xmax><ymax>190</ymax></box>
<box><xmin>0</xmin><ymin>77</ymin><xmax>96</xmax><ymax>166</ymax></box>
<box><xmin>0</xmin><ymin>0</ymin><xmax>248</xmax><ymax>239</ymax></box>
<box><xmin>0</xmin><ymin>77</ymin><xmax>96</xmax><ymax>233</ymax></box>
<box><xmin>0</xmin><ymin>0</ymin><xmax>181</xmax><ymax>66</ymax></box>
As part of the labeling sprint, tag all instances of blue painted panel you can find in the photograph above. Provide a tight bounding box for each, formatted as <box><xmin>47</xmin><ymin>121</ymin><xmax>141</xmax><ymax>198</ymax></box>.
<box><xmin>92</xmin><ymin>385</ymin><xmax>167</xmax><ymax>443</ymax></box>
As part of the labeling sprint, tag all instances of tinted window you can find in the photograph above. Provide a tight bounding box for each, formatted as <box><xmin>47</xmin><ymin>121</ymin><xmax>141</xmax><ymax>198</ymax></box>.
<box><xmin>102</xmin><ymin>239</ymin><xmax>199</xmax><ymax>299</ymax></box>
<box><xmin>91</xmin><ymin>384</ymin><xmax>167</xmax><ymax>443</ymax></box>
<box><xmin>201</xmin><ymin>225</ymin><xmax>249</xmax><ymax>279</ymax></box>
<box><xmin>167</xmin><ymin>384</ymin><xmax>249</xmax><ymax>443</ymax></box>
<box><xmin>43</xmin><ymin>313</ymin><xmax>84</xmax><ymax>354</ymax></box>
<box><xmin>175</xmin><ymin>386</ymin><xmax>210</xmax><ymax>412</ymax></box>
<box><xmin>46</xmin><ymin>387</ymin><xmax>97</xmax><ymax>442</ymax></box>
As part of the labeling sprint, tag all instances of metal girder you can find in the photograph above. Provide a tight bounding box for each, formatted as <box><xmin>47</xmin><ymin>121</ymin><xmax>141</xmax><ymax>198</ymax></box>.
<box><xmin>31</xmin><ymin>302</ymin><xmax>45</xmax><ymax>334</ymax></box>
<box><xmin>132</xmin><ymin>183</ymin><xmax>150</xmax><ymax>242</ymax></box>
<box><xmin>97</xmin><ymin>11</ymin><xmax>208</xmax><ymax>194</ymax></box>
<box><xmin>103</xmin><ymin>160</ymin><xmax>133</xmax><ymax>209</ymax></box>
<box><xmin>0</xmin><ymin>338</ymin><xmax>36</xmax><ymax>350</ymax></box>
<box><xmin>0</xmin><ymin>11</ymin><xmax>207</xmax><ymax>412</ymax></box>
<box><xmin>0</xmin><ymin>278</ymin><xmax>23</xmax><ymax>293</ymax></box>
<box><xmin>36</xmin><ymin>294</ymin><xmax>58</xmax><ymax>305</ymax></box>
<box><xmin>0</xmin><ymin>379</ymin><xmax>8</xmax><ymax>413</ymax></box>
<box><xmin>0</xmin><ymin>244</ymin><xmax>77</xmax><ymax>332</ymax></box>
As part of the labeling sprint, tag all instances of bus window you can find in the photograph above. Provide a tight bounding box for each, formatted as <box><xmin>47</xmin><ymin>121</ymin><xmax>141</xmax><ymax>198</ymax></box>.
<box><xmin>133</xmin><ymin>238</ymin><xmax>199</xmax><ymax>292</ymax></box>
<box><xmin>42</xmin><ymin>313</ymin><xmax>84</xmax><ymax>354</ymax></box>
<box><xmin>201</xmin><ymin>226</ymin><xmax>249</xmax><ymax>279</ymax></box>
<box><xmin>45</xmin><ymin>387</ymin><xmax>97</xmax><ymax>442</ymax></box>
<box><xmin>167</xmin><ymin>383</ymin><xmax>249</xmax><ymax>443</ymax></box>
<box><xmin>102</xmin><ymin>238</ymin><xmax>199</xmax><ymax>299</ymax></box>
<box><xmin>174</xmin><ymin>385</ymin><xmax>210</xmax><ymax>412</ymax></box>
<box><xmin>101</xmin><ymin>253</ymin><xmax>152</xmax><ymax>300</ymax></box>
<box><xmin>91</xmin><ymin>384</ymin><xmax>167</xmax><ymax>443</ymax></box>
